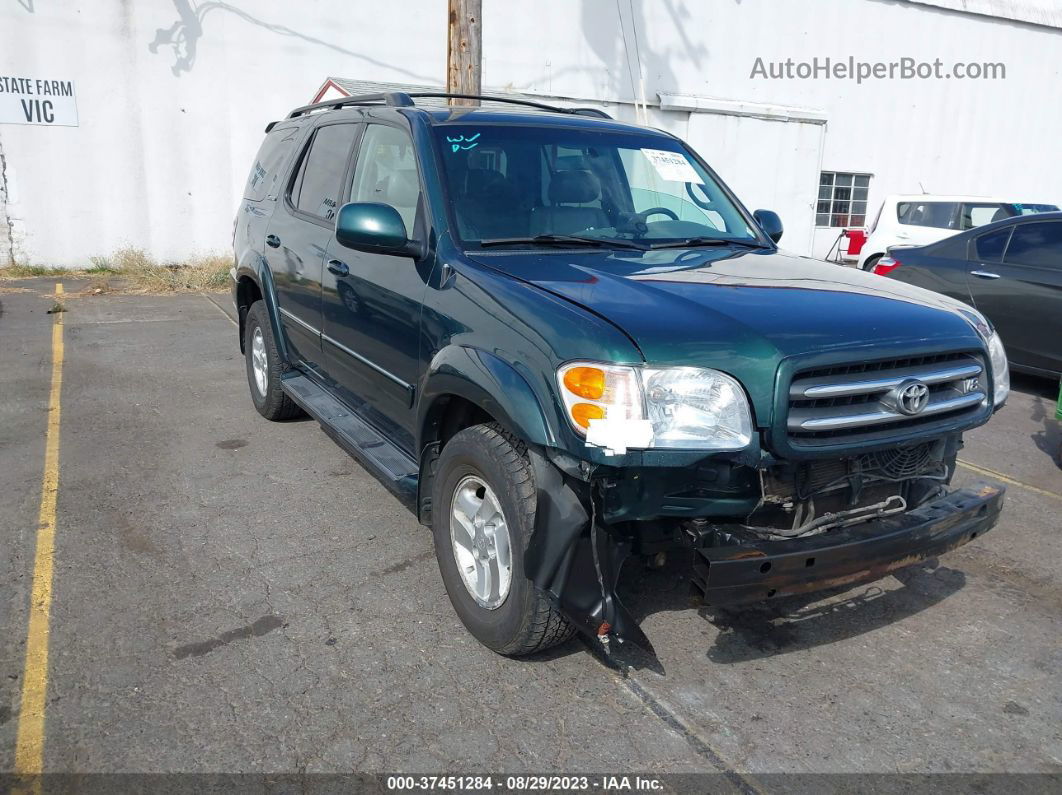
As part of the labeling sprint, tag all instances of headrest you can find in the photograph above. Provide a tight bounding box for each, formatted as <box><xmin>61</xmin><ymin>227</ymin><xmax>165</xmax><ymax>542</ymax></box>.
<box><xmin>549</xmin><ymin>170</ymin><xmax>600</xmax><ymax>204</ymax></box>
<box><xmin>383</xmin><ymin>169</ymin><xmax>420</xmax><ymax>208</ymax></box>
<box><xmin>464</xmin><ymin>169</ymin><xmax>510</xmax><ymax>198</ymax></box>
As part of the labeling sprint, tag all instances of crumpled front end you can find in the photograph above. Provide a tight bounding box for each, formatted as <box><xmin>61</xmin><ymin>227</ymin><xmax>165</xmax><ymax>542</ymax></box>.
<box><xmin>522</xmin><ymin>338</ymin><xmax>1008</xmax><ymax>655</ymax></box>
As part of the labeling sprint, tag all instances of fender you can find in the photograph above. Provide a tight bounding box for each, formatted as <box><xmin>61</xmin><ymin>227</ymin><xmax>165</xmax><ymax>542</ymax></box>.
<box><xmin>418</xmin><ymin>345</ymin><xmax>557</xmax><ymax>451</ymax></box>
<box><xmin>417</xmin><ymin>347</ymin><xmax>652</xmax><ymax>654</ymax></box>
<box><xmin>235</xmin><ymin>259</ymin><xmax>291</xmax><ymax>367</ymax></box>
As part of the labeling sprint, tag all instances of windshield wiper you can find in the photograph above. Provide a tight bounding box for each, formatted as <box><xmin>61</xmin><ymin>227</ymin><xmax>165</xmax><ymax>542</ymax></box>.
<box><xmin>479</xmin><ymin>234</ymin><xmax>647</xmax><ymax>251</ymax></box>
<box><xmin>647</xmin><ymin>237</ymin><xmax>768</xmax><ymax>250</ymax></box>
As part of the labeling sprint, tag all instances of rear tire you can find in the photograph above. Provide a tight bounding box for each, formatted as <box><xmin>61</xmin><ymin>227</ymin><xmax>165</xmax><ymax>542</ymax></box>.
<box><xmin>862</xmin><ymin>254</ymin><xmax>882</xmax><ymax>272</ymax></box>
<box><xmin>431</xmin><ymin>423</ymin><xmax>575</xmax><ymax>656</ymax></box>
<box><xmin>244</xmin><ymin>301</ymin><xmax>303</xmax><ymax>421</ymax></box>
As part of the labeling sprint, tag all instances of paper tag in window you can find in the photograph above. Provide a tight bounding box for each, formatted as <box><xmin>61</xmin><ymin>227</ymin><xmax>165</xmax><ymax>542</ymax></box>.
<box><xmin>642</xmin><ymin>148</ymin><xmax>704</xmax><ymax>185</ymax></box>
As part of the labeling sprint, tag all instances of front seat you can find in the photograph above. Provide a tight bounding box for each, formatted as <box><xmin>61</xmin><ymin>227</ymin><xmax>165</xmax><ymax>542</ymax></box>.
<box><xmin>529</xmin><ymin>170</ymin><xmax>609</xmax><ymax>236</ymax></box>
<box><xmin>376</xmin><ymin>168</ymin><xmax>421</xmax><ymax>233</ymax></box>
<box><xmin>458</xmin><ymin>168</ymin><xmax>522</xmax><ymax>239</ymax></box>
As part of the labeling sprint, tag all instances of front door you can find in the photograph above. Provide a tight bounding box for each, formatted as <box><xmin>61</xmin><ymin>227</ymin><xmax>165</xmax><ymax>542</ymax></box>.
<box><xmin>966</xmin><ymin>219</ymin><xmax>1062</xmax><ymax>373</ymax></box>
<box><xmin>266</xmin><ymin>121</ymin><xmax>361</xmax><ymax>370</ymax></box>
<box><xmin>321</xmin><ymin>122</ymin><xmax>431</xmax><ymax>455</ymax></box>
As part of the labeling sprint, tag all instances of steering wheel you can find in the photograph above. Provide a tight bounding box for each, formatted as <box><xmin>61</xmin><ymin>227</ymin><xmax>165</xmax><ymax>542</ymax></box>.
<box><xmin>634</xmin><ymin>207</ymin><xmax>679</xmax><ymax>223</ymax></box>
<box><xmin>686</xmin><ymin>182</ymin><xmax>715</xmax><ymax>211</ymax></box>
<box><xmin>619</xmin><ymin>206</ymin><xmax>680</xmax><ymax>236</ymax></box>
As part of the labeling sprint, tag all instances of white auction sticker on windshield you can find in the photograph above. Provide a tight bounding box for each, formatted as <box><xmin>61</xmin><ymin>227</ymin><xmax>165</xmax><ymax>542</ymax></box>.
<box><xmin>642</xmin><ymin>148</ymin><xmax>703</xmax><ymax>184</ymax></box>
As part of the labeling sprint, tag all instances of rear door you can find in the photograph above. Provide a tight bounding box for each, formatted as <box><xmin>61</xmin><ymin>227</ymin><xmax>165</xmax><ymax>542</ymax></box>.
<box><xmin>965</xmin><ymin>219</ymin><xmax>1062</xmax><ymax>373</ymax></box>
<box><xmin>320</xmin><ymin>122</ymin><xmax>431</xmax><ymax>454</ymax></box>
<box><xmin>887</xmin><ymin>235</ymin><xmax>975</xmax><ymax>303</ymax></box>
<box><xmin>265</xmin><ymin>121</ymin><xmax>361</xmax><ymax>370</ymax></box>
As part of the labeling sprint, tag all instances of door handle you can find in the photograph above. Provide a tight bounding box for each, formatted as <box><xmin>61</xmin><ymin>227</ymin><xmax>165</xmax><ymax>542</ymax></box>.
<box><xmin>970</xmin><ymin>270</ymin><xmax>1001</xmax><ymax>279</ymax></box>
<box><xmin>327</xmin><ymin>259</ymin><xmax>349</xmax><ymax>277</ymax></box>
<box><xmin>265</xmin><ymin>234</ymin><xmax>281</xmax><ymax>248</ymax></box>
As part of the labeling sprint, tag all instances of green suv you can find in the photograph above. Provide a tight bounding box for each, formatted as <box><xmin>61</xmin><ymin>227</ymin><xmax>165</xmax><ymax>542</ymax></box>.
<box><xmin>232</xmin><ymin>92</ymin><xmax>1007</xmax><ymax>656</ymax></box>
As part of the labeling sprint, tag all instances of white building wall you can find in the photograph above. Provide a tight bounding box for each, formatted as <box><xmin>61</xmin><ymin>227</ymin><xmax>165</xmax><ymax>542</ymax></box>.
<box><xmin>1</xmin><ymin>0</ymin><xmax>1059</xmax><ymax>266</ymax></box>
<box><xmin>0</xmin><ymin>1</ymin><xmax>445</xmax><ymax>266</ymax></box>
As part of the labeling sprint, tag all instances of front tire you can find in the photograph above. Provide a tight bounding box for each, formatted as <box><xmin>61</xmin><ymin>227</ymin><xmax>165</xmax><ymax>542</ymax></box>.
<box><xmin>862</xmin><ymin>254</ymin><xmax>882</xmax><ymax>272</ymax></box>
<box><xmin>244</xmin><ymin>301</ymin><xmax>303</xmax><ymax>421</ymax></box>
<box><xmin>431</xmin><ymin>423</ymin><xmax>575</xmax><ymax>656</ymax></box>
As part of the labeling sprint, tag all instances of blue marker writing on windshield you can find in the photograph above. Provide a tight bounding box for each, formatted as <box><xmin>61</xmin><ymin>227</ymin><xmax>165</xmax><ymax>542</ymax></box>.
<box><xmin>446</xmin><ymin>133</ymin><xmax>481</xmax><ymax>152</ymax></box>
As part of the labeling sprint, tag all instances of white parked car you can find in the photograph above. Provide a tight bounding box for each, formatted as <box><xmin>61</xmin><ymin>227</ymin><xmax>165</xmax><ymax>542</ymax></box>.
<box><xmin>857</xmin><ymin>195</ymin><xmax>1018</xmax><ymax>271</ymax></box>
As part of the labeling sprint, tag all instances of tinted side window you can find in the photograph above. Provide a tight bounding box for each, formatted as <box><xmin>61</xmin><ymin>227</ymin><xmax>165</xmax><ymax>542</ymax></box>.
<box><xmin>349</xmin><ymin>125</ymin><xmax>422</xmax><ymax>233</ymax></box>
<box><xmin>243</xmin><ymin>127</ymin><xmax>299</xmax><ymax>201</ymax></box>
<box><xmin>897</xmin><ymin>201</ymin><xmax>959</xmax><ymax>229</ymax></box>
<box><xmin>974</xmin><ymin>227</ymin><xmax>1011</xmax><ymax>262</ymax></box>
<box><xmin>1004</xmin><ymin>222</ymin><xmax>1062</xmax><ymax>268</ymax></box>
<box><xmin>294</xmin><ymin>123</ymin><xmax>360</xmax><ymax>221</ymax></box>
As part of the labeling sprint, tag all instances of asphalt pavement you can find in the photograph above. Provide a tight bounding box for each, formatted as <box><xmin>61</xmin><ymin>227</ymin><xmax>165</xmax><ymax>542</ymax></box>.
<box><xmin>1</xmin><ymin>281</ymin><xmax>1059</xmax><ymax>786</ymax></box>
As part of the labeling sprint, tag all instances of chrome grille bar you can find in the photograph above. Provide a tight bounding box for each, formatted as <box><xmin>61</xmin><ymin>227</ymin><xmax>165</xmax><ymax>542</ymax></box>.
<box><xmin>790</xmin><ymin>362</ymin><xmax>983</xmax><ymax>400</ymax></box>
<box><xmin>786</xmin><ymin>353</ymin><xmax>987</xmax><ymax>441</ymax></box>
<box><xmin>788</xmin><ymin>390</ymin><xmax>986</xmax><ymax>432</ymax></box>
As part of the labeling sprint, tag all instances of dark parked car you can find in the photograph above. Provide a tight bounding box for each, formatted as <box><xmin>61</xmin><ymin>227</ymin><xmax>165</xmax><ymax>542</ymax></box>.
<box><xmin>873</xmin><ymin>211</ymin><xmax>1062</xmax><ymax>377</ymax></box>
<box><xmin>232</xmin><ymin>91</ymin><xmax>1007</xmax><ymax>657</ymax></box>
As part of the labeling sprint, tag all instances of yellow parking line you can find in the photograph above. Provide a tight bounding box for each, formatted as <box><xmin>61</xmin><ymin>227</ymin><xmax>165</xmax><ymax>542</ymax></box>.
<box><xmin>14</xmin><ymin>283</ymin><xmax>65</xmax><ymax>776</ymax></box>
<box><xmin>957</xmin><ymin>458</ymin><xmax>1062</xmax><ymax>502</ymax></box>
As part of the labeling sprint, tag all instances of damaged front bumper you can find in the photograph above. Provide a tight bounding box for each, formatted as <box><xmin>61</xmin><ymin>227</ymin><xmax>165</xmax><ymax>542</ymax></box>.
<box><xmin>690</xmin><ymin>481</ymin><xmax>1004</xmax><ymax>605</ymax></box>
<box><xmin>525</xmin><ymin>438</ymin><xmax>1004</xmax><ymax>656</ymax></box>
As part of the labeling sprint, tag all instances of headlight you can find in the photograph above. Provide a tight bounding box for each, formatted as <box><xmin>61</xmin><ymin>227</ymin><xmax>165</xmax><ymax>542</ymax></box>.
<box><xmin>642</xmin><ymin>367</ymin><xmax>753</xmax><ymax>448</ymax></box>
<box><xmin>987</xmin><ymin>330</ymin><xmax>1010</xmax><ymax>407</ymax></box>
<box><xmin>959</xmin><ymin>308</ymin><xmax>1009</xmax><ymax>408</ymax></box>
<box><xmin>557</xmin><ymin>362</ymin><xmax>753</xmax><ymax>451</ymax></box>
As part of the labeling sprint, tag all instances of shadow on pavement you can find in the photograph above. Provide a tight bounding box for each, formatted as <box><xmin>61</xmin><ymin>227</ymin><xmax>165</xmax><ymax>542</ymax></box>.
<box><xmin>1011</xmin><ymin>373</ymin><xmax>1062</xmax><ymax>467</ymax></box>
<box><xmin>617</xmin><ymin>554</ymin><xmax>966</xmax><ymax>667</ymax></box>
<box><xmin>700</xmin><ymin>560</ymin><xmax>965</xmax><ymax>663</ymax></box>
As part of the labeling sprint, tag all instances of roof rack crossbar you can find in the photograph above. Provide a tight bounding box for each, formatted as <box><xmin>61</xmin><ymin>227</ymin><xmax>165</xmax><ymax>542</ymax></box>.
<box><xmin>285</xmin><ymin>91</ymin><xmax>612</xmax><ymax>120</ymax></box>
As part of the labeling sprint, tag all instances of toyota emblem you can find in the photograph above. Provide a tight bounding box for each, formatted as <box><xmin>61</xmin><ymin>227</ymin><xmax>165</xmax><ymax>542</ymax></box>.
<box><xmin>893</xmin><ymin>380</ymin><xmax>930</xmax><ymax>416</ymax></box>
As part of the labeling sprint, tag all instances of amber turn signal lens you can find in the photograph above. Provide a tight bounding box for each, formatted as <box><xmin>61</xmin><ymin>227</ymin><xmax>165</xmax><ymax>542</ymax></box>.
<box><xmin>570</xmin><ymin>402</ymin><xmax>606</xmax><ymax>429</ymax></box>
<box><xmin>563</xmin><ymin>366</ymin><xmax>606</xmax><ymax>400</ymax></box>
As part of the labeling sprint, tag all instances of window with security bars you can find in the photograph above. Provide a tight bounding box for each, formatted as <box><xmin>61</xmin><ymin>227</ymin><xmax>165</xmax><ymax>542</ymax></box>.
<box><xmin>817</xmin><ymin>172</ymin><xmax>871</xmax><ymax>227</ymax></box>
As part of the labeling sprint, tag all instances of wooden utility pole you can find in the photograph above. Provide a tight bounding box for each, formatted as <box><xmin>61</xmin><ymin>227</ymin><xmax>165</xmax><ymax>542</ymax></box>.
<box><xmin>447</xmin><ymin>0</ymin><xmax>481</xmax><ymax>106</ymax></box>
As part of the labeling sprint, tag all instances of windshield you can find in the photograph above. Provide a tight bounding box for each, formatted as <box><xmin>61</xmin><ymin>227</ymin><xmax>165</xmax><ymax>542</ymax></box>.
<box><xmin>433</xmin><ymin>124</ymin><xmax>761</xmax><ymax>247</ymax></box>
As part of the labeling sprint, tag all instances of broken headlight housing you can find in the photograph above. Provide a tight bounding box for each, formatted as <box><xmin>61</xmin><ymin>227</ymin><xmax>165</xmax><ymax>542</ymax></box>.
<box><xmin>556</xmin><ymin>362</ymin><xmax>753</xmax><ymax>450</ymax></box>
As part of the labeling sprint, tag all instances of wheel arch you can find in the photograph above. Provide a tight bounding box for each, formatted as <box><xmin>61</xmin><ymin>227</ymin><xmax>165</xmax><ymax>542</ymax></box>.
<box><xmin>415</xmin><ymin>346</ymin><xmax>558</xmax><ymax>524</ymax></box>
<box><xmin>234</xmin><ymin>262</ymin><xmax>290</xmax><ymax>365</ymax></box>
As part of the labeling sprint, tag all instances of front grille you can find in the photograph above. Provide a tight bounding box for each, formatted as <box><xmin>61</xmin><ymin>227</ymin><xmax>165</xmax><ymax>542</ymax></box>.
<box><xmin>787</xmin><ymin>352</ymin><xmax>987</xmax><ymax>445</ymax></box>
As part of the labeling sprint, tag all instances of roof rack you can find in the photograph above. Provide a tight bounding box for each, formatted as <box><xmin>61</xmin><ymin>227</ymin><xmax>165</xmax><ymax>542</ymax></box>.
<box><xmin>284</xmin><ymin>91</ymin><xmax>612</xmax><ymax>120</ymax></box>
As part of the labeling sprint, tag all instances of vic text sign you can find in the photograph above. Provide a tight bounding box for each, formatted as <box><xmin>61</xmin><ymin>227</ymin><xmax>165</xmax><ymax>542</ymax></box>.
<box><xmin>0</xmin><ymin>76</ymin><xmax>78</xmax><ymax>127</ymax></box>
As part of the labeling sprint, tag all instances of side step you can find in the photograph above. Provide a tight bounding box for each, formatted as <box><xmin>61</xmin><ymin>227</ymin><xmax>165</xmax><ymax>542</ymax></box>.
<box><xmin>281</xmin><ymin>373</ymin><xmax>418</xmax><ymax>510</ymax></box>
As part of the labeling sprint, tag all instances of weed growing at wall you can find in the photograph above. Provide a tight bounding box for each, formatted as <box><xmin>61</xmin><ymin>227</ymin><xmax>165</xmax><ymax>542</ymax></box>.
<box><xmin>0</xmin><ymin>248</ymin><xmax>230</xmax><ymax>293</ymax></box>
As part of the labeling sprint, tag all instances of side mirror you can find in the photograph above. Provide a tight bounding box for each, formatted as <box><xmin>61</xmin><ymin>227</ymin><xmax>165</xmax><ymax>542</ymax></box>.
<box><xmin>753</xmin><ymin>209</ymin><xmax>783</xmax><ymax>243</ymax></box>
<box><xmin>335</xmin><ymin>202</ymin><xmax>423</xmax><ymax>257</ymax></box>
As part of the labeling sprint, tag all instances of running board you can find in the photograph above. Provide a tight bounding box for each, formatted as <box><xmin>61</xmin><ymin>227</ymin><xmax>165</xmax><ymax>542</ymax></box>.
<box><xmin>281</xmin><ymin>373</ymin><xmax>418</xmax><ymax>510</ymax></box>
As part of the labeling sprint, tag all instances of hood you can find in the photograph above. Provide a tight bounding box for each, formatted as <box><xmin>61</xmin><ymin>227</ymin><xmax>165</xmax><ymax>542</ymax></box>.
<box><xmin>467</xmin><ymin>246</ymin><xmax>985</xmax><ymax>424</ymax></box>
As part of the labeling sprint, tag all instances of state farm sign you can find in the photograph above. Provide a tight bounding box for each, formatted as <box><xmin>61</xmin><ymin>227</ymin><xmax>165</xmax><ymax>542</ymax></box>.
<box><xmin>0</xmin><ymin>75</ymin><xmax>78</xmax><ymax>127</ymax></box>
